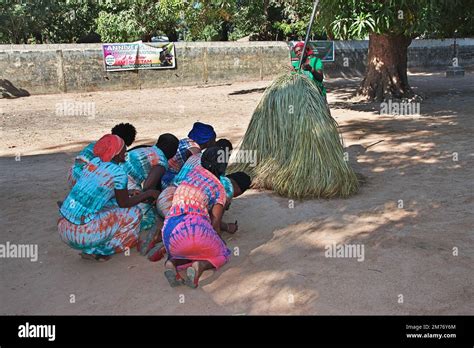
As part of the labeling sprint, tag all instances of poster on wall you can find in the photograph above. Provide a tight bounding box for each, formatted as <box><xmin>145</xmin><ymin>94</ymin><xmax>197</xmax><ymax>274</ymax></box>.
<box><xmin>289</xmin><ymin>41</ymin><xmax>335</xmax><ymax>63</ymax></box>
<box><xmin>102</xmin><ymin>41</ymin><xmax>176</xmax><ymax>72</ymax></box>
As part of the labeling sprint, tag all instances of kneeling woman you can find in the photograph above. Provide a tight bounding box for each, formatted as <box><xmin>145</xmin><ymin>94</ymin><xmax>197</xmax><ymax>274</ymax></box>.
<box><xmin>162</xmin><ymin>147</ymin><xmax>230</xmax><ymax>288</ymax></box>
<box><xmin>58</xmin><ymin>134</ymin><xmax>160</xmax><ymax>261</ymax></box>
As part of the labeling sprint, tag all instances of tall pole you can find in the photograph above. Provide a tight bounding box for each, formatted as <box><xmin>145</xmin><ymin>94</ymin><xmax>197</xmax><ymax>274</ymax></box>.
<box><xmin>298</xmin><ymin>0</ymin><xmax>320</xmax><ymax>70</ymax></box>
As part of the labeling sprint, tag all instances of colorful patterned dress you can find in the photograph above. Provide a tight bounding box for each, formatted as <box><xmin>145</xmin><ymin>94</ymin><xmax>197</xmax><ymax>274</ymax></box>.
<box><xmin>156</xmin><ymin>152</ymin><xmax>234</xmax><ymax>218</ymax></box>
<box><xmin>122</xmin><ymin>146</ymin><xmax>168</xmax><ymax>231</ymax></box>
<box><xmin>162</xmin><ymin>165</ymin><xmax>230</xmax><ymax>269</ymax></box>
<box><xmin>161</xmin><ymin>138</ymin><xmax>201</xmax><ymax>189</ymax></box>
<box><xmin>58</xmin><ymin>157</ymin><xmax>141</xmax><ymax>256</ymax></box>
<box><xmin>67</xmin><ymin>141</ymin><xmax>96</xmax><ymax>187</ymax></box>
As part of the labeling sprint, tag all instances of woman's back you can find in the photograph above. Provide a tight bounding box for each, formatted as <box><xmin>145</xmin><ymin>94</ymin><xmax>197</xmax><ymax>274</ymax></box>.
<box><xmin>60</xmin><ymin>158</ymin><xmax>128</xmax><ymax>224</ymax></box>
<box><xmin>167</xmin><ymin>165</ymin><xmax>226</xmax><ymax>218</ymax></box>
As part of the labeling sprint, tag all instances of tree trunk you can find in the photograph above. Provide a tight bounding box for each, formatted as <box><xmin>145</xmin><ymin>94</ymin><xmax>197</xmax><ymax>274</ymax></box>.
<box><xmin>220</xmin><ymin>20</ymin><xmax>230</xmax><ymax>41</ymax></box>
<box><xmin>141</xmin><ymin>33</ymin><xmax>152</xmax><ymax>42</ymax></box>
<box><xmin>260</xmin><ymin>0</ymin><xmax>272</xmax><ymax>40</ymax></box>
<box><xmin>358</xmin><ymin>33</ymin><xmax>413</xmax><ymax>101</ymax></box>
<box><xmin>166</xmin><ymin>29</ymin><xmax>178</xmax><ymax>42</ymax></box>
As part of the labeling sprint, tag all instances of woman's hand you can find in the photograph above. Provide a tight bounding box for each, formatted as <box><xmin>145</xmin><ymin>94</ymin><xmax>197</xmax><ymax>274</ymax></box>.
<box><xmin>226</xmin><ymin>221</ymin><xmax>238</xmax><ymax>234</ymax></box>
<box><xmin>128</xmin><ymin>189</ymin><xmax>142</xmax><ymax>197</ymax></box>
<box><xmin>116</xmin><ymin>189</ymin><xmax>160</xmax><ymax>208</ymax></box>
<box><xmin>211</xmin><ymin>204</ymin><xmax>225</xmax><ymax>235</ymax></box>
<box><xmin>146</xmin><ymin>189</ymin><xmax>160</xmax><ymax>202</ymax></box>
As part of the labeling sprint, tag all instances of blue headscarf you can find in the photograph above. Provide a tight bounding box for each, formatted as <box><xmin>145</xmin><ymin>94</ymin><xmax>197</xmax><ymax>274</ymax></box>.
<box><xmin>188</xmin><ymin>122</ymin><xmax>216</xmax><ymax>145</ymax></box>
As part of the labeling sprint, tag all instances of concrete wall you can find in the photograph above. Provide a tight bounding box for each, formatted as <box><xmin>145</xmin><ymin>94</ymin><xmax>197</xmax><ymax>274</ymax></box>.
<box><xmin>1</xmin><ymin>39</ymin><xmax>473</xmax><ymax>95</ymax></box>
<box><xmin>324</xmin><ymin>38</ymin><xmax>474</xmax><ymax>78</ymax></box>
<box><xmin>0</xmin><ymin>42</ymin><xmax>289</xmax><ymax>95</ymax></box>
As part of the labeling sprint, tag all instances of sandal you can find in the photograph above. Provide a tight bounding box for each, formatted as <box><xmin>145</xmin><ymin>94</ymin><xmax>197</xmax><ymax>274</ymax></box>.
<box><xmin>80</xmin><ymin>252</ymin><xmax>111</xmax><ymax>262</ymax></box>
<box><xmin>146</xmin><ymin>243</ymin><xmax>167</xmax><ymax>262</ymax></box>
<box><xmin>184</xmin><ymin>267</ymin><xmax>198</xmax><ymax>289</ymax></box>
<box><xmin>138</xmin><ymin>229</ymin><xmax>158</xmax><ymax>255</ymax></box>
<box><xmin>164</xmin><ymin>269</ymin><xmax>184</xmax><ymax>287</ymax></box>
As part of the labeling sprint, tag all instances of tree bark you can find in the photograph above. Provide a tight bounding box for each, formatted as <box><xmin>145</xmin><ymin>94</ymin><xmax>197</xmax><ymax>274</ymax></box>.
<box><xmin>166</xmin><ymin>29</ymin><xmax>178</xmax><ymax>42</ymax></box>
<box><xmin>358</xmin><ymin>33</ymin><xmax>413</xmax><ymax>101</ymax></box>
<box><xmin>220</xmin><ymin>20</ymin><xmax>230</xmax><ymax>41</ymax></box>
<box><xmin>141</xmin><ymin>33</ymin><xmax>152</xmax><ymax>42</ymax></box>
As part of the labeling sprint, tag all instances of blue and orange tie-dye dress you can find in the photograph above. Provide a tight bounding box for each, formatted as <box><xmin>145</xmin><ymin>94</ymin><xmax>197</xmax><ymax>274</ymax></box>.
<box><xmin>58</xmin><ymin>157</ymin><xmax>141</xmax><ymax>256</ymax></box>
<box><xmin>122</xmin><ymin>145</ymin><xmax>168</xmax><ymax>231</ymax></box>
<box><xmin>67</xmin><ymin>141</ymin><xmax>96</xmax><ymax>187</ymax></box>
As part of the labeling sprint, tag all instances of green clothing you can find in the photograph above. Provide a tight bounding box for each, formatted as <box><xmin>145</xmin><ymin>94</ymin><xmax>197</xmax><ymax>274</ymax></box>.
<box><xmin>292</xmin><ymin>56</ymin><xmax>326</xmax><ymax>96</ymax></box>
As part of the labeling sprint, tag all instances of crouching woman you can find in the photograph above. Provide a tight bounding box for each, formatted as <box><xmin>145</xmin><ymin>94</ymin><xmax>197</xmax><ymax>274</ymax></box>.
<box><xmin>58</xmin><ymin>134</ymin><xmax>160</xmax><ymax>261</ymax></box>
<box><xmin>162</xmin><ymin>147</ymin><xmax>230</xmax><ymax>288</ymax></box>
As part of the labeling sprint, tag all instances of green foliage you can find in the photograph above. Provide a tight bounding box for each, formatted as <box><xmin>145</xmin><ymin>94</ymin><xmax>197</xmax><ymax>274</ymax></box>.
<box><xmin>318</xmin><ymin>0</ymin><xmax>474</xmax><ymax>40</ymax></box>
<box><xmin>271</xmin><ymin>0</ymin><xmax>320</xmax><ymax>39</ymax></box>
<box><xmin>96</xmin><ymin>10</ymin><xmax>139</xmax><ymax>43</ymax></box>
<box><xmin>0</xmin><ymin>0</ymin><xmax>100</xmax><ymax>44</ymax></box>
<box><xmin>1</xmin><ymin>0</ymin><xmax>473</xmax><ymax>43</ymax></box>
<box><xmin>423</xmin><ymin>0</ymin><xmax>474</xmax><ymax>38</ymax></box>
<box><xmin>96</xmin><ymin>0</ymin><xmax>185</xmax><ymax>42</ymax></box>
<box><xmin>183</xmin><ymin>0</ymin><xmax>236</xmax><ymax>41</ymax></box>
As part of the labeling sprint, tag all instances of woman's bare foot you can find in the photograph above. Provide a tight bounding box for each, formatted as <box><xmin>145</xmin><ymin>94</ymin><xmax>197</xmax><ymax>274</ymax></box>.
<box><xmin>184</xmin><ymin>261</ymin><xmax>214</xmax><ymax>289</ymax></box>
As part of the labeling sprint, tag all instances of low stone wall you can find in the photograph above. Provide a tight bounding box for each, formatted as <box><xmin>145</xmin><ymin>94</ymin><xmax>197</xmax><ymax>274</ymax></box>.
<box><xmin>0</xmin><ymin>42</ymin><xmax>289</xmax><ymax>95</ymax></box>
<box><xmin>1</xmin><ymin>39</ymin><xmax>473</xmax><ymax>95</ymax></box>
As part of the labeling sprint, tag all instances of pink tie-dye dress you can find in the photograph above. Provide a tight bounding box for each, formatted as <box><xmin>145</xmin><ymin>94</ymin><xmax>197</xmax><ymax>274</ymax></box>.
<box><xmin>162</xmin><ymin>165</ymin><xmax>230</xmax><ymax>269</ymax></box>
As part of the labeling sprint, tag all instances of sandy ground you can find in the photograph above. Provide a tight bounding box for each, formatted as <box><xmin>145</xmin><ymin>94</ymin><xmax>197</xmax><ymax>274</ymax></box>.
<box><xmin>0</xmin><ymin>72</ymin><xmax>473</xmax><ymax>315</ymax></box>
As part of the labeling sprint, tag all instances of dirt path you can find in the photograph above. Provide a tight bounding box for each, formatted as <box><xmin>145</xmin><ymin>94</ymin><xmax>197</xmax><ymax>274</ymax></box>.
<box><xmin>1</xmin><ymin>73</ymin><xmax>473</xmax><ymax>314</ymax></box>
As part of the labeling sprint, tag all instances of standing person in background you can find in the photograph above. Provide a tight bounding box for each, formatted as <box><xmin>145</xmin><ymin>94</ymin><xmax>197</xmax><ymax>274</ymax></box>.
<box><xmin>161</xmin><ymin>122</ymin><xmax>216</xmax><ymax>189</ymax></box>
<box><xmin>292</xmin><ymin>41</ymin><xmax>327</xmax><ymax>99</ymax></box>
<box><xmin>67</xmin><ymin>123</ymin><xmax>137</xmax><ymax>187</ymax></box>
<box><xmin>58</xmin><ymin>134</ymin><xmax>160</xmax><ymax>262</ymax></box>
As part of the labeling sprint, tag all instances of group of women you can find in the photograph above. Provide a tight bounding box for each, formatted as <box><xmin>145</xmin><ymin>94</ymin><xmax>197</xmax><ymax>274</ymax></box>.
<box><xmin>58</xmin><ymin>122</ymin><xmax>251</xmax><ymax>288</ymax></box>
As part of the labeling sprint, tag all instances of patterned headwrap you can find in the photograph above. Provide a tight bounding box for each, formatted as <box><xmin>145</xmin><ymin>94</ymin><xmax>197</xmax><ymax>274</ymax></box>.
<box><xmin>220</xmin><ymin>176</ymin><xmax>234</xmax><ymax>200</ymax></box>
<box><xmin>93</xmin><ymin>134</ymin><xmax>125</xmax><ymax>162</ymax></box>
<box><xmin>294</xmin><ymin>41</ymin><xmax>315</xmax><ymax>56</ymax></box>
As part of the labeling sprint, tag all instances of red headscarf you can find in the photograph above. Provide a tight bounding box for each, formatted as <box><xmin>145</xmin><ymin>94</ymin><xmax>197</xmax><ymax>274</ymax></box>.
<box><xmin>93</xmin><ymin>134</ymin><xmax>125</xmax><ymax>162</ymax></box>
<box><xmin>294</xmin><ymin>41</ymin><xmax>314</xmax><ymax>56</ymax></box>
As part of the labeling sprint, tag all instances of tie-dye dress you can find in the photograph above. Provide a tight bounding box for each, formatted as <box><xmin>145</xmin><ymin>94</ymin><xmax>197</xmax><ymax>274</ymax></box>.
<box><xmin>161</xmin><ymin>138</ymin><xmax>201</xmax><ymax>189</ymax></box>
<box><xmin>162</xmin><ymin>165</ymin><xmax>230</xmax><ymax>269</ymax></box>
<box><xmin>58</xmin><ymin>157</ymin><xmax>141</xmax><ymax>256</ymax></box>
<box><xmin>122</xmin><ymin>146</ymin><xmax>168</xmax><ymax>231</ymax></box>
<box><xmin>67</xmin><ymin>141</ymin><xmax>96</xmax><ymax>188</ymax></box>
<box><xmin>156</xmin><ymin>152</ymin><xmax>234</xmax><ymax>218</ymax></box>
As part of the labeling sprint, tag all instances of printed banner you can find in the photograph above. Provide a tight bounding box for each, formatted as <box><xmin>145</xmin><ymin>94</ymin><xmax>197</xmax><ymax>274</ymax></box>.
<box><xmin>289</xmin><ymin>41</ymin><xmax>335</xmax><ymax>62</ymax></box>
<box><xmin>102</xmin><ymin>41</ymin><xmax>176</xmax><ymax>71</ymax></box>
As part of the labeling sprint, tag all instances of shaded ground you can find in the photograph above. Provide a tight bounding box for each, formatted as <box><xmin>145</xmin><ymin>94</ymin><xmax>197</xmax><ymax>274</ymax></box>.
<box><xmin>0</xmin><ymin>72</ymin><xmax>473</xmax><ymax>314</ymax></box>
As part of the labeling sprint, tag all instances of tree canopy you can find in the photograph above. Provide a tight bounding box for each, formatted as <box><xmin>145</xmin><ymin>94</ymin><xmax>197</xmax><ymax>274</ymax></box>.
<box><xmin>2</xmin><ymin>0</ymin><xmax>472</xmax><ymax>44</ymax></box>
<box><xmin>318</xmin><ymin>0</ymin><xmax>474</xmax><ymax>40</ymax></box>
